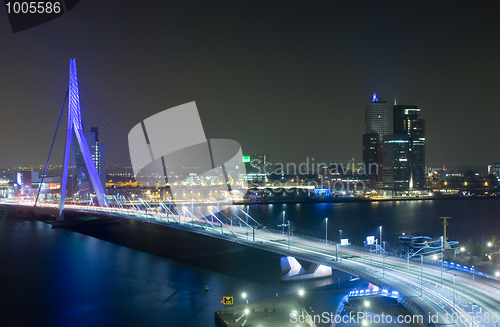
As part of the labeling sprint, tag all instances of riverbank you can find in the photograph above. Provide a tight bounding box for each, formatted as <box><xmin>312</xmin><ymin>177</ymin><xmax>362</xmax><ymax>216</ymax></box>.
<box><xmin>235</xmin><ymin>194</ymin><xmax>498</xmax><ymax>205</ymax></box>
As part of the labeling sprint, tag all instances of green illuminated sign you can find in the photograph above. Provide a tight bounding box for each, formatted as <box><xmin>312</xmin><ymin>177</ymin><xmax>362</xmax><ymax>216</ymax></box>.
<box><xmin>243</xmin><ymin>156</ymin><xmax>251</xmax><ymax>163</ymax></box>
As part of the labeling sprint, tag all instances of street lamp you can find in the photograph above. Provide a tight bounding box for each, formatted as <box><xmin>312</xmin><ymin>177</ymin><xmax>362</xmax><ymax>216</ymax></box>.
<box><xmin>288</xmin><ymin>220</ymin><xmax>291</xmax><ymax>250</ymax></box>
<box><xmin>242</xmin><ymin>292</ymin><xmax>248</xmax><ymax>304</ymax></box>
<box><xmin>339</xmin><ymin>229</ymin><xmax>342</xmax><ymax>257</ymax></box>
<box><xmin>282</xmin><ymin>211</ymin><xmax>285</xmax><ymax>236</ymax></box>
<box><xmin>439</xmin><ymin>217</ymin><xmax>451</xmax><ymax>285</ymax></box>
<box><xmin>325</xmin><ymin>218</ymin><xmax>328</xmax><ymax>245</ymax></box>
<box><xmin>379</xmin><ymin>226</ymin><xmax>382</xmax><ymax>253</ymax></box>
<box><xmin>472</xmin><ymin>266</ymin><xmax>475</xmax><ymax>294</ymax></box>
<box><xmin>298</xmin><ymin>289</ymin><xmax>305</xmax><ymax>296</ymax></box>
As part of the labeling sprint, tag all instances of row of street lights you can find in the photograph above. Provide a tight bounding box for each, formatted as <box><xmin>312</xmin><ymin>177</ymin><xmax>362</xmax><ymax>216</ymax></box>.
<box><xmin>324</xmin><ymin>217</ymin><xmax>348</xmax><ymax>244</ymax></box>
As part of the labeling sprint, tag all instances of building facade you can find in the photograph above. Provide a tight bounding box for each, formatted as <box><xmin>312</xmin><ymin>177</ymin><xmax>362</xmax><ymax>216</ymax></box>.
<box><xmin>382</xmin><ymin>135</ymin><xmax>410</xmax><ymax>189</ymax></box>
<box><xmin>244</xmin><ymin>154</ymin><xmax>271</xmax><ymax>183</ymax></box>
<box><xmin>383</xmin><ymin>105</ymin><xmax>426</xmax><ymax>191</ymax></box>
<box><xmin>362</xmin><ymin>94</ymin><xmax>388</xmax><ymax>180</ymax></box>
<box><xmin>73</xmin><ymin>126</ymin><xmax>107</xmax><ymax>200</ymax></box>
<box><xmin>362</xmin><ymin>132</ymin><xmax>379</xmax><ymax>177</ymax></box>
<box><xmin>365</xmin><ymin>93</ymin><xmax>389</xmax><ymax>137</ymax></box>
<box><xmin>488</xmin><ymin>163</ymin><xmax>500</xmax><ymax>178</ymax></box>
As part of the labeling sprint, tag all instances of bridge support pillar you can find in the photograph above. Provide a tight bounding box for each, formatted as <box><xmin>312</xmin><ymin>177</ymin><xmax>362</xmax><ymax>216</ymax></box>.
<box><xmin>56</xmin><ymin>209</ymin><xmax>63</xmax><ymax>221</ymax></box>
<box><xmin>58</xmin><ymin>59</ymin><xmax>108</xmax><ymax>219</ymax></box>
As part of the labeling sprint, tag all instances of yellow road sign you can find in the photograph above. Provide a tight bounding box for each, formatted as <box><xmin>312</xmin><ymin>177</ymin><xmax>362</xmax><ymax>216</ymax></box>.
<box><xmin>223</xmin><ymin>296</ymin><xmax>233</xmax><ymax>305</ymax></box>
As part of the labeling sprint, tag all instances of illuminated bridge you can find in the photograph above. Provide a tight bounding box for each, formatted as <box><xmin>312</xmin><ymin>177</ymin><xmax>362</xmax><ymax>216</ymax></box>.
<box><xmin>3</xmin><ymin>60</ymin><xmax>500</xmax><ymax>327</ymax></box>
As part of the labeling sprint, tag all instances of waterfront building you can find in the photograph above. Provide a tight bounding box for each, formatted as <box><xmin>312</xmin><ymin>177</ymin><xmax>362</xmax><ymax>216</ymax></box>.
<box><xmin>362</xmin><ymin>132</ymin><xmax>379</xmax><ymax>178</ymax></box>
<box><xmin>365</xmin><ymin>93</ymin><xmax>389</xmax><ymax>137</ymax></box>
<box><xmin>244</xmin><ymin>154</ymin><xmax>271</xmax><ymax>183</ymax></box>
<box><xmin>382</xmin><ymin>134</ymin><xmax>410</xmax><ymax>189</ymax></box>
<box><xmin>383</xmin><ymin>105</ymin><xmax>425</xmax><ymax>191</ymax></box>
<box><xmin>362</xmin><ymin>94</ymin><xmax>388</xmax><ymax>181</ymax></box>
<box><xmin>14</xmin><ymin>170</ymin><xmax>61</xmax><ymax>198</ymax></box>
<box><xmin>488</xmin><ymin>163</ymin><xmax>500</xmax><ymax>179</ymax></box>
<box><xmin>73</xmin><ymin>126</ymin><xmax>107</xmax><ymax>195</ymax></box>
<box><xmin>394</xmin><ymin>105</ymin><xmax>426</xmax><ymax>189</ymax></box>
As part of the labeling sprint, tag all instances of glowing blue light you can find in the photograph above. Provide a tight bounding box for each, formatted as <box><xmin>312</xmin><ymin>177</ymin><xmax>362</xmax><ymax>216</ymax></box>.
<box><xmin>372</xmin><ymin>93</ymin><xmax>379</xmax><ymax>102</ymax></box>
<box><xmin>60</xmin><ymin>59</ymin><xmax>108</xmax><ymax>208</ymax></box>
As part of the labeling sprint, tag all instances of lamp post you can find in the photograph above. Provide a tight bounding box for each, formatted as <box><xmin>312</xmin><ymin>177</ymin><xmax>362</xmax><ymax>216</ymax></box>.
<box><xmin>282</xmin><ymin>211</ymin><xmax>285</xmax><ymax>236</ymax></box>
<box><xmin>339</xmin><ymin>229</ymin><xmax>342</xmax><ymax>257</ymax></box>
<box><xmin>472</xmin><ymin>266</ymin><xmax>475</xmax><ymax>294</ymax></box>
<box><xmin>439</xmin><ymin>217</ymin><xmax>451</xmax><ymax>285</ymax></box>
<box><xmin>325</xmin><ymin>218</ymin><xmax>328</xmax><ymax>245</ymax></box>
<box><xmin>441</xmin><ymin>236</ymin><xmax>444</xmax><ymax>284</ymax></box>
<box><xmin>383</xmin><ymin>255</ymin><xmax>385</xmax><ymax>278</ymax></box>
<box><xmin>288</xmin><ymin>220</ymin><xmax>291</xmax><ymax>250</ymax></box>
<box><xmin>379</xmin><ymin>226</ymin><xmax>382</xmax><ymax>254</ymax></box>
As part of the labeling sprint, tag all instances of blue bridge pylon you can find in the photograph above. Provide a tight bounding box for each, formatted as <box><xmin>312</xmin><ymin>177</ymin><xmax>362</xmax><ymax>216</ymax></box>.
<box><xmin>59</xmin><ymin>59</ymin><xmax>107</xmax><ymax>219</ymax></box>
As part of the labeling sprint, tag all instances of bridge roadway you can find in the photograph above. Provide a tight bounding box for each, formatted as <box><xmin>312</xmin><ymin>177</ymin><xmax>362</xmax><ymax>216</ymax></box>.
<box><xmin>6</xmin><ymin>202</ymin><xmax>500</xmax><ymax>327</ymax></box>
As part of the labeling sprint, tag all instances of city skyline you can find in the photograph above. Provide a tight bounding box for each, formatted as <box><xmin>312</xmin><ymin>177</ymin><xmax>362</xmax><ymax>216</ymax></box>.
<box><xmin>1</xmin><ymin>1</ymin><xmax>500</xmax><ymax>168</ymax></box>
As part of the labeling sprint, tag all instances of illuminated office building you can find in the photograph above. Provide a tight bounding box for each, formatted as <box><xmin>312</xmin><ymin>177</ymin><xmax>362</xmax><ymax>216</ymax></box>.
<box><xmin>362</xmin><ymin>94</ymin><xmax>388</xmax><ymax>179</ymax></box>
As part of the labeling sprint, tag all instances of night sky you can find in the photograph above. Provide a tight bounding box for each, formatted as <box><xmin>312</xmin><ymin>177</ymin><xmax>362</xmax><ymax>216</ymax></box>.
<box><xmin>1</xmin><ymin>1</ymin><xmax>500</xmax><ymax>169</ymax></box>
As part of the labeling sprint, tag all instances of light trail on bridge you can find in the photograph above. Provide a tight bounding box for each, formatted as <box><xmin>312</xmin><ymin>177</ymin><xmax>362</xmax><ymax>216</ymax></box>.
<box><xmin>6</xmin><ymin>200</ymin><xmax>500</xmax><ymax>327</ymax></box>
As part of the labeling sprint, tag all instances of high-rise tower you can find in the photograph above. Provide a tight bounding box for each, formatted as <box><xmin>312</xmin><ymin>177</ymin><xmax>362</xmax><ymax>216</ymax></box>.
<box><xmin>365</xmin><ymin>93</ymin><xmax>389</xmax><ymax>137</ymax></box>
<box><xmin>59</xmin><ymin>59</ymin><xmax>108</xmax><ymax>219</ymax></box>
<box><xmin>363</xmin><ymin>93</ymin><xmax>388</xmax><ymax>179</ymax></box>
<box><xmin>383</xmin><ymin>105</ymin><xmax>426</xmax><ymax>190</ymax></box>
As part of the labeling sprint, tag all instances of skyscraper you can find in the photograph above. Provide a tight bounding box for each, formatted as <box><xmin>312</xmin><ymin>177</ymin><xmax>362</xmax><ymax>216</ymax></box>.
<box><xmin>383</xmin><ymin>105</ymin><xmax>426</xmax><ymax>191</ymax></box>
<box><xmin>362</xmin><ymin>133</ymin><xmax>379</xmax><ymax>177</ymax></box>
<box><xmin>362</xmin><ymin>93</ymin><xmax>388</xmax><ymax>179</ymax></box>
<box><xmin>365</xmin><ymin>93</ymin><xmax>389</xmax><ymax>137</ymax></box>
<box><xmin>73</xmin><ymin>126</ymin><xmax>107</xmax><ymax>196</ymax></box>
<box><xmin>382</xmin><ymin>135</ymin><xmax>410</xmax><ymax>189</ymax></box>
<box><xmin>88</xmin><ymin>127</ymin><xmax>106</xmax><ymax>187</ymax></box>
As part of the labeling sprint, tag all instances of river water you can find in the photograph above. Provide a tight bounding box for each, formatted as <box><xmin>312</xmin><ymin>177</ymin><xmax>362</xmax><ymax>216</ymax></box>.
<box><xmin>0</xmin><ymin>216</ymin><xmax>333</xmax><ymax>326</ymax></box>
<box><xmin>239</xmin><ymin>198</ymin><xmax>500</xmax><ymax>246</ymax></box>
<box><xmin>1</xmin><ymin>198</ymin><xmax>498</xmax><ymax>326</ymax></box>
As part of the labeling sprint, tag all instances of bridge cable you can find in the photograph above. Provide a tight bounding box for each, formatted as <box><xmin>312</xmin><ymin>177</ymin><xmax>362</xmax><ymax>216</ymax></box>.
<box><xmin>34</xmin><ymin>88</ymin><xmax>69</xmax><ymax>207</ymax></box>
